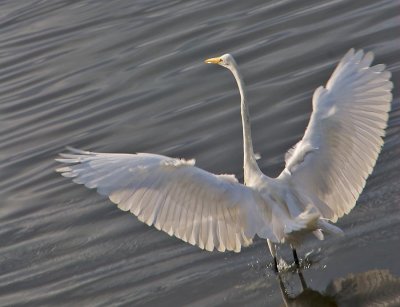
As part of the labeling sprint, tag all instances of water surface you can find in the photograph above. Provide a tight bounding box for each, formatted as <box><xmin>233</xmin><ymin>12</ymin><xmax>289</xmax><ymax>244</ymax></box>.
<box><xmin>1</xmin><ymin>0</ymin><xmax>399</xmax><ymax>306</ymax></box>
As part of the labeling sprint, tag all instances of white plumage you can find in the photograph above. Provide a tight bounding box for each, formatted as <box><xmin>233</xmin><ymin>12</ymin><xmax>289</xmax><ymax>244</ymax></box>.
<box><xmin>57</xmin><ymin>149</ymin><xmax>270</xmax><ymax>252</ymax></box>
<box><xmin>280</xmin><ymin>49</ymin><xmax>392</xmax><ymax>222</ymax></box>
<box><xmin>56</xmin><ymin>49</ymin><xmax>392</xmax><ymax>269</ymax></box>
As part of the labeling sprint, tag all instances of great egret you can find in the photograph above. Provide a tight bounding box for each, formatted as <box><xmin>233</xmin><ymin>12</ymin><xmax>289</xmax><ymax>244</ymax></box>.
<box><xmin>56</xmin><ymin>49</ymin><xmax>392</xmax><ymax>272</ymax></box>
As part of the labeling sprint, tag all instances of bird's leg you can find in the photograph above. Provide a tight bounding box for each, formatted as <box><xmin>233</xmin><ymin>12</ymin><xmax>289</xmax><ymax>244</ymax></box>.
<box><xmin>267</xmin><ymin>239</ymin><xmax>278</xmax><ymax>272</ymax></box>
<box><xmin>277</xmin><ymin>273</ymin><xmax>290</xmax><ymax>303</ymax></box>
<box><xmin>291</xmin><ymin>246</ymin><xmax>300</xmax><ymax>268</ymax></box>
<box><xmin>297</xmin><ymin>270</ymin><xmax>307</xmax><ymax>290</ymax></box>
<box><xmin>273</xmin><ymin>256</ymin><xmax>278</xmax><ymax>273</ymax></box>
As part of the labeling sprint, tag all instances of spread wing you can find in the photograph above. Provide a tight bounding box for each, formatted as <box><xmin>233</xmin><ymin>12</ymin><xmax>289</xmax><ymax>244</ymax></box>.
<box><xmin>280</xmin><ymin>49</ymin><xmax>393</xmax><ymax>222</ymax></box>
<box><xmin>56</xmin><ymin>148</ymin><xmax>277</xmax><ymax>252</ymax></box>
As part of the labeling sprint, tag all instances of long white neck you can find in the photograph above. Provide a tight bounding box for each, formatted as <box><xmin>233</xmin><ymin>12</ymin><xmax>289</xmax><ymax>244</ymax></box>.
<box><xmin>229</xmin><ymin>61</ymin><xmax>262</xmax><ymax>184</ymax></box>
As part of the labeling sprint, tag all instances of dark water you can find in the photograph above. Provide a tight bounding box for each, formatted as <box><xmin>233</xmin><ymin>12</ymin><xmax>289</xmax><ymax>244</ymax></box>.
<box><xmin>1</xmin><ymin>0</ymin><xmax>399</xmax><ymax>306</ymax></box>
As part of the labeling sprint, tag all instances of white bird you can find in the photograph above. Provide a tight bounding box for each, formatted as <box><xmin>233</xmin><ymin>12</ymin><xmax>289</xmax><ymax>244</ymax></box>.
<box><xmin>56</xmin><ymin>49</ymin><xmax>392</xmax><ymax>272</ymax></box>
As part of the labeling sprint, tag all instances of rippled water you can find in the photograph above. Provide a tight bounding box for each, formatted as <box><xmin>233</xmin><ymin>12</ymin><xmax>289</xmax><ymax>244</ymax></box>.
<box><xmin>1</xmin><ymin>0</ymin><xmax>399</xmax><ymax>306</ymax></box>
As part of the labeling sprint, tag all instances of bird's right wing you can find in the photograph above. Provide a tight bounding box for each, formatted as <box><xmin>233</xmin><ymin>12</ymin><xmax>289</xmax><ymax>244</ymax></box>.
<box><xmin>279</xmin><ymin>49</ymin><xmax>393</xmax><ymax>222</ymax></box>
<box><xmin>56</xmin><ymin>148</ymin><xmax>278</xmax><ymax>252</ymax></box>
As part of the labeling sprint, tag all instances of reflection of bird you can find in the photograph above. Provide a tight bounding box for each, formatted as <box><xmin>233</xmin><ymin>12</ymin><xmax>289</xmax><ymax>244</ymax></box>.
<box><xmin>279</xmin><ymin>271</ymin><xmax>337</xmax><ymax>307</ymax></box>
<box><xmin>278</xmin><ymin>270</ymin><xmax>400</xmax><ymax>307</ymax></box>
<box><xmin>57</xmin><ymin>50</ymin><xmax>392</xmax><ymax>271</ymax></box>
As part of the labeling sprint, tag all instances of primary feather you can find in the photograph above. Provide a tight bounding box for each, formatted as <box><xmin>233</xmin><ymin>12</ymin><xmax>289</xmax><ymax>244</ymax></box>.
<box><xmin>57</xmin><ymin>148</ymin><xmax>275</xmax><ymax>252</ymax></box>
<box><xmin>280</xmin><ymin>49</ymin><xmax>393</xmax><ymax>222</ymax></box>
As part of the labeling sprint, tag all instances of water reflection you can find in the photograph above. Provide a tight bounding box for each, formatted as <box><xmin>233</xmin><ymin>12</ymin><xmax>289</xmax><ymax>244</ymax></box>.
<box><xmin>278</xmin><ymin>269</ymin><xmax>400</xmax><ymax>307</ymax></box>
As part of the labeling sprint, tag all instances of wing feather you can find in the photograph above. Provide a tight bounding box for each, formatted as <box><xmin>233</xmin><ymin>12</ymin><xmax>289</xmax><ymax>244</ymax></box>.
<box><xmin>280</xmin><ymin>49</ymin><xmax>392</xmax><ymax>221</ymax></box>
<box><xmin>56</xmin><ymin>149</ymin><xmax>277</xmax><ymax>251</ymax></box>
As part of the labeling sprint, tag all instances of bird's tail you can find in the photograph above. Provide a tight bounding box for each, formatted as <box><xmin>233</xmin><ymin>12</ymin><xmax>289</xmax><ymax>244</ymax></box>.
<box><xmin>284</xmin><ymin>206</ymin><xmax>344</xmax><ymax>242</ymax></box>
<box><xmin>284</xmin><ymin>205</ymin><xmax>320</xmax><ymax>235</ymax></box>
<box><xmin>317</xmin><ymin>219</ymin><xmax>344</xmax><ymax>236</ymax></box>
<box><xmin>282</xmin><ymin>187</ymin><xmax>344</xmax><ymax>240</ymax></box>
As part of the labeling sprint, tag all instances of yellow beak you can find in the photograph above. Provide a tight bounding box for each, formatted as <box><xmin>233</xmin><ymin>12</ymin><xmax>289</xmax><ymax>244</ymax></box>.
<box><xmin>204</xmin><ymin>57</ymin><xmax>222</xmax><ymax>64</ymax></box>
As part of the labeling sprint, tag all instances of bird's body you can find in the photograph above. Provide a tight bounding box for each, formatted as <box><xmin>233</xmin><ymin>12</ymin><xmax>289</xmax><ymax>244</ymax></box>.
<box><xmin>57</xmin><ymin>49</ymin><xmax>392</xmax><ymax>270</ymax></box>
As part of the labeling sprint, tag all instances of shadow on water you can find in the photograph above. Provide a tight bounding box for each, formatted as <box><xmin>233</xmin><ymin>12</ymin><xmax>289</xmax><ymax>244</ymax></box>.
<box><xmin>277</xmin><ymin>269</ymin><xmax>400</xmax><ymax>307</ymax></box>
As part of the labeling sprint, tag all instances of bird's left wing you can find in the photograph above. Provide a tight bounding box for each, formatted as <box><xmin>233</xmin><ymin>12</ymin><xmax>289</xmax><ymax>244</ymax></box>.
<box><xmin>279</xmin><ymin>49</ymin><xmax>392</xmax><ymax>222</ymax></box>
<box><xmin>56</xmin><ymin>148</ymin><xmax>276</xmax><ymax>252</ymax></box>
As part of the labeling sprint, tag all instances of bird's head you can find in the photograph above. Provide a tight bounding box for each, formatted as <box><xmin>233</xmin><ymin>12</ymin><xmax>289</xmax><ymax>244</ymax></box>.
<box><xmin>205</xmin><ymin>53</ymin><xmax>236</xmax><ymax>69</ymax></box>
